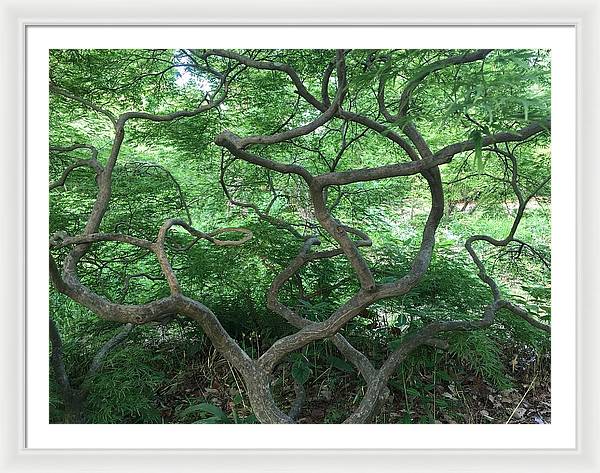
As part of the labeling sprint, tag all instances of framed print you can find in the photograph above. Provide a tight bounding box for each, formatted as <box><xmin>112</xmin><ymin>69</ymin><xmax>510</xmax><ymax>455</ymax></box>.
<box><xmin>1</xmin><ymin>1</ymin><xmax>599</xmax><ymax>472</ymax></box>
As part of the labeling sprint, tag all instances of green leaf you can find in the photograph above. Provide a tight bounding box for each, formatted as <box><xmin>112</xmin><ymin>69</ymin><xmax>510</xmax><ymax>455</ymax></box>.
<box><xmin>193</xmin><ymin>416</ymin><xmax>223</xmax><ymax>424</ymax></box>
<box><xmin>233</xmin><ymin>393</ymin><xmax>243</xmax><ymax>405</ymax></box>
<box><xmin>525</xmin><ymin>304</ymin><xmax>540</xmax><ymax>314</ymax></box>
<box><xmin>469</xmin><ymin>129</ymin><xmax>484</xmax><ymax>172</ymax></box>
<box><xmin>180</xmin><ymin>402</ymin><xmax>229</xmax><ymax>421</ymax></box>
<box><xmin>481</xmin><ymin>104</ymin><xmax>494</xmax><ymax>125</ymax></box>
<box><xmin>291</xmin><ymin>359</ymin><xmax>312</xmax><ymax>385</ymax></box>
<box><xmin>327</xmin><ymin>355</ymin><xmax>354</xmax><ymax>373</ymax></box>
<box><xmin>389</xmin><ymin>338</ymin><xmax>404</xmax><ymax>351</ymax></box>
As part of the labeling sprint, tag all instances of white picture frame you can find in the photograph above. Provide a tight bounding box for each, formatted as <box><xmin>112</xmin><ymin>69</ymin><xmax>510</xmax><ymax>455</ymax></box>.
<box><xmin>2</xmin><ymin>0</ymin><xmax>599</xmax><ymax>471</ymax></box>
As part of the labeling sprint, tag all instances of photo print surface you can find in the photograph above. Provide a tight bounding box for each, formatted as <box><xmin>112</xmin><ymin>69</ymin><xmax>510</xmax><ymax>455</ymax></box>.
<box><xmin>48</xmin><ymin>48</ymin><xmax>551</xmax><ymax>425</ymax></box>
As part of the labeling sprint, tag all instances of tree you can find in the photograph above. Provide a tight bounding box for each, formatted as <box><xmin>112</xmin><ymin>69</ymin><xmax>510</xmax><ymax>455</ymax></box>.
<box><xmin>49</xmin><ymin>48</ymin><xmax>550</xmax><ymax>424</ymax></box>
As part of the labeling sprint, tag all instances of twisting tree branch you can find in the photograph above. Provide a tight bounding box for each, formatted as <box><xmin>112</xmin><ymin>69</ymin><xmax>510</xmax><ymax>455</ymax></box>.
<box><xmin>212</xmin><ymin>48</ymin><xmax>550</xmax><ymax>422</ymax></box>
<box><xmin>50</xmin><ymin>48</ymin><xmax>551</xmax><ymax>425</ymax></box>
<box><xmin>49</xmin><ymin>144</ymin><xmax>103</xmax><ymax>191</ymax></box>
<box><xmin>219</xmin><ymin>155</ymin><xmax>306</xmax><ymax>239</ymax></box>
<box><xmin>49</xmin><ymin>83</ymin><xmax>118</xmax><ymax>126</ymax></box>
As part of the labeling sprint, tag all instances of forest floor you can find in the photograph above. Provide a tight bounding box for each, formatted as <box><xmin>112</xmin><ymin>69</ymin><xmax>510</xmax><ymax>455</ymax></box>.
<box><xmin>153</xmin><ymin>342</ymin><xmax>551</xmax><ymax>425</ymax></box>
